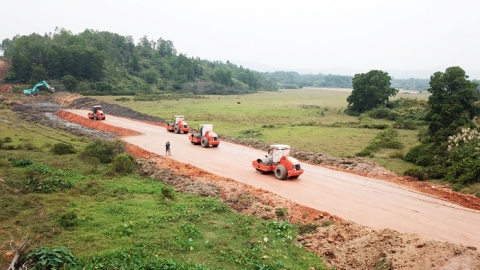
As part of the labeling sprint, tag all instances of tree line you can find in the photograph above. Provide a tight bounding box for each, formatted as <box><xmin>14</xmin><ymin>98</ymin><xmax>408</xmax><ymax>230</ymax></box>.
<box><xmin>263</xmin><ymin>71</ymin><xmax>435</xmax><ymax>91</ymax></box>
<box><xmin>346</xmin><ymin>67</ymin><xmax>480</xmax><ymax>190</ymax></box>
<box><xmin>0</xmin><ymin>28</ymin><xmax>277</xmax><ymax>95</ymax></box>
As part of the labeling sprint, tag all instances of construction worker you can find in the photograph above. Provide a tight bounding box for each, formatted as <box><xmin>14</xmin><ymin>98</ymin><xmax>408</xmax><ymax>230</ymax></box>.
<box><xmin>165</xmin><ymin>141</ymin><xmax>171</xmax><ymax>156</ymax></box>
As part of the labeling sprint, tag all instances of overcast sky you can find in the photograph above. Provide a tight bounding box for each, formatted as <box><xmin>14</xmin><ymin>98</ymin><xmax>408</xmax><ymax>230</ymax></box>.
<box><xmin>3</xmin><ymin>0</ymin><xmax>480</xmax><ymax>79</ymax></box>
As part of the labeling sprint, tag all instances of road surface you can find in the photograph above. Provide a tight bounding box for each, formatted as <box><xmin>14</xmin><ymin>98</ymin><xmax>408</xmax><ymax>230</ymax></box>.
<box><xmin>69</xmin><ymin>109</ymin><xmax>480</xmax><ymax>249</ymax></box>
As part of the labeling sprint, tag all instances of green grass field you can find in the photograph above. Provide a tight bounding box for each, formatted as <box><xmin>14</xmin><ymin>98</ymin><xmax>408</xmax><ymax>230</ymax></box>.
<box><xmin>94</xmin><ymin>88</ymin><xmax>430</xmax><ymax>175</ymax></box>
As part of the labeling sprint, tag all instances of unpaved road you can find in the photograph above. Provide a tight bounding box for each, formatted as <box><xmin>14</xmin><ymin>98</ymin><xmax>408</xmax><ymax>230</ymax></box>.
<box><xmin>67</xmin><ymin>109</ymin><xmax>480</xmax><ymax>250</ymax></box>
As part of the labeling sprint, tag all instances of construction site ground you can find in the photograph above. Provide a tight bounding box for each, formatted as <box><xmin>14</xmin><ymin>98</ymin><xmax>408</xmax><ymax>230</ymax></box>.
<box><xmin>0</xmin><ymin>45</ymin><xmax>480</xmax><ymax>269</ymax></box>
<box><xmin>1</xmin><ymin>91</ymin><xmax>479</xmax><ymax>270</ymax></box>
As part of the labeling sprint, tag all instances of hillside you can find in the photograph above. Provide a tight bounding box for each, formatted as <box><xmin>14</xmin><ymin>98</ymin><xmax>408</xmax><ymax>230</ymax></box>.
<box><xmin>0</xmin><ymin>29</ymin><xmax>278</xmax><ymax>96</ymax></box>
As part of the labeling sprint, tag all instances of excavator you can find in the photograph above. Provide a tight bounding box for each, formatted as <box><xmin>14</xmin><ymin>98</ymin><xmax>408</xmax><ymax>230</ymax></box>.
<box><xmin>23</xmin><ymin>80</ymin><xmax>55</xmax><ymax>95</ymax></box>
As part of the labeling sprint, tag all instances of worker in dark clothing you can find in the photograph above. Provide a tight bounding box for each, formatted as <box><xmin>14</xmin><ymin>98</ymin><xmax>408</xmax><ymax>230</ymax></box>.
<box><xmin>165</xmin><ymin>141</ymin><xmax>171</xmax><ymax>156</ymax></box>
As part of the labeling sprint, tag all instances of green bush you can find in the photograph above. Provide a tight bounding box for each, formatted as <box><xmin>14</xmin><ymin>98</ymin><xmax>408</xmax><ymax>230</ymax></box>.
<box><xmin>8</xmin><ymin>157</ymin><xmax>33</xmax><ymax>167</ymax></box>
<box><xmin>26</xmin><ymin>246</ymin><xmax>78</xmax><ymax>269</ymax></box>
<box><xmin>111</xmin><ymin>153</ymin><xmax>135</xmax><ymax>174</ymax></box>
<box><xmin>275</xmin><ymin>208</ymin><xmax>287</xmax><ymax>217</ymax></box>
<box><xmin>23</xmin><ymin>177</ymin><xmax>74</xmax><ymax>193</ymax></box>
<box><xmin>59</xmin><ymin>211</ymin><xmax>78</xmax><ymax>228</ymax></box>
<box><xmin>298</xmin><ymin>223</ymin><xmax>319</xmax><ymax>235</ymax></box>
<box><xmin>51</xmin><ymin>143</ymin><xmax>76</xmax><ymax>155</ymax></box>
<box><xmin>355</xmin><ymin>149</ymin><xmax>372</xmax><ymax>157</ymax></box>
<box><xmin>367</xmin><ymin>106</ymin><xmax>391</xmax><ymax>119</ymax></box>
<box><xmin>405</xmin><ymin>144</ymin><xmax>431</xmax><ymax>164</ymax></box>
<box><xmin>404</xmin><ymin>168</ymin><xmax>426</xmax><ymax>180</ymax></box>
<box><xmin>393</xmin><ymin>119</ymin><xmax>418</xmax><ymax>130</ymax></box>
<box><xmin>372</xmin><ymin>123</ymin><xmax>391</xmax><ymax>129</ymax></box>
<box><xmin>445</xmin><ymin>158</ymin><xmax>480</xmax><ymax>185</ymax></box>
<box><xmin>82</xmin><ymin>140</ymin><xmax>126</xmax><ymax>163</ymax></box>
<box><xmin>388</xmin><ymin>151</ymin><xmax>404</xmax><ymax>159</ymax></box>
<box><xmin>424</xmin><ymin>164</ymin><xmax>447</xmax><ymax>179</ymax></box>
<box><xmin>161</xmin><ymin>185</ymin><xmax>175</xmax><ymax>199</ymax></box>
<box><xmin>382</xmin><ymin>140</ymin><xmax>404</xmax><ymax>149</ymax></box>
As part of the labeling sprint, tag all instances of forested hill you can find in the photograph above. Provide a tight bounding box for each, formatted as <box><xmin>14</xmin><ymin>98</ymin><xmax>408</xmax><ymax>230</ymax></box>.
<box><xmin>0</xmin><ymin>28</ymin><xmax>445</xmax><ymax>95</ymax></box>
<box><xmin>0</xmin><ymin>28</ymin><xmax>278</xmax><ymax>95</ymax></box>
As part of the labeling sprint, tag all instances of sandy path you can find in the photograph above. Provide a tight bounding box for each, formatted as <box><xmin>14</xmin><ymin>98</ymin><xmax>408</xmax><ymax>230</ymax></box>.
<box><xmin>67</xmin><ymin>109</ymin><xmax>480</xmax><ymax>249</ymax></box>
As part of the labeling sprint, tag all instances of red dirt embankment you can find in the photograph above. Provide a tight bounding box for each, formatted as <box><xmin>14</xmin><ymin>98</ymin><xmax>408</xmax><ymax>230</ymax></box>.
<box><xmin>0</xmin><ymin>60</ymin><xmax>12</xmax><ymax>94</ymax></box>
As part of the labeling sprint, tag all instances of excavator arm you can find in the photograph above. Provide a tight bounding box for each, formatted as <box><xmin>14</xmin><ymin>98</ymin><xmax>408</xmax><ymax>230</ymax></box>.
<box><xmin>23</xmin><ymin>80</ymin><xmax>55</xmax><ymax>95</ymax></box>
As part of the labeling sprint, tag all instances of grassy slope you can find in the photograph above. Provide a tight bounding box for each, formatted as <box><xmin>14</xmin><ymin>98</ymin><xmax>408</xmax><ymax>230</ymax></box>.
<box><xmin>94</xmin><ymin>88</ymin><xmax>429</xmax><ymax>175</ymax></box>
<box><xmin>0</xmin><ymin>109</ymin><xmax>327</xmax><ymax>269</ymax></box>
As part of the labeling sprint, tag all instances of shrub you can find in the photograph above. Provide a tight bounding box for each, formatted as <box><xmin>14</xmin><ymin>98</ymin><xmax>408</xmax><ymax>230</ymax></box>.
<box><xmin>404</xmin><ymin>168</ymin><xmax>426</xmax><ymax>180</ymax></box>
<box><xmin>161</xmin><ymin>185</ymin><xmax>175</xmax><ymax>199</ymax></box>
<box><xmin>275</xmin><ymin>208</ymin><xmax>287</xmax><ymax>217</ymax></box>
<box><xmin>111</xmin><ymin>153</ymin><xmax>135</xmax><ymax>174</ymax></box>
<box><xmin>373</xmin><ymin>123</ymin><xmax>391</xmax><ymax>130</ymax></box>
<box><xmin>388</xmin><ymin>151</ymin><xmax>404</xmax><ymax>159</ymax></box>
<box><xmin>59</xmin><ymin>211</ymin><xmax>78</xmax><ymax>228</ymax></box>
<box><xmin>26</xmin><ymin>246</ymin><xmax>78</xmax><ymax>269</ymax></box>
<box><xmin>367</xmin><ymin>106</ymin><xmax>391</xmax><ymax>119</ymax></box>
<box><xmin>424</xmin><ymin>164</ymin><xmax>447</xmax><ymax>179</ymax></box>
<box><xmin>393</xmin><ymin>119</ymin><xmax>418</xmax><ymax>130</ymax></box>
<box><xmin>445</xmin><ymin>158</ymin><xmax>480</xmax><ymax>185</ymax></box>
<box><xmin>298</xmin><ymin>223</ymin><xmax>319</xmax><ymax>235</ymax></box>
<box><xmin>82</xmin><ymin>140</ymin><xmax>126</xmax><ymax>163</ymax></box>
<box><xmin>23</xmin><ymin>177</ymin><xmax>74</xmax><ymax>193</ymax></box>
<box><xmin>8</xmin><ymin>157</ymin><xmax>33</xmax><ymax>167</ymax></box>
<box><xmin>382</xmin><ymin>140</ymin><xmax>404</xmax><ymax>149</ymax></box>
<box><xmin>405</xmin><ymin>144</ymin><xmax>431</xmax><ymax>164</ymax></box>
<box><xmin>51</xmin><ymin>143</ymin><xmax>76</xmax><ymax>155</ymax></box>
<box><xmin>355</xmin><ymin>149</ymin><xmax>372</xmax><ymax>157</ymax></box>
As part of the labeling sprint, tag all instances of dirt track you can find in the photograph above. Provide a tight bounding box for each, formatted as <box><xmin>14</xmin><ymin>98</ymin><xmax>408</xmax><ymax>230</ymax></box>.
<box><xmin>3</xmin><ymin>89</ymin><xmax>480</xmax><ymax>269</ymax></box>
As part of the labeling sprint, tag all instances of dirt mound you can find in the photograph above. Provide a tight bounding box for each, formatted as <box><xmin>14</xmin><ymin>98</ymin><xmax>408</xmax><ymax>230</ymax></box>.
<box><xmin>0</xmin><ymin>60</ymin><xmax>9</xmax><ymax>80</ymax></box>
<box><xmin>0</xmin><ymin>60</ymin><xmax>12</xmax><ymax>94</ymax></box>
<box><xmin>299</xmin><ymin>221</ymin><xmax>480</xmax><ymax>270</ymax></box>
<box><xmin>62</xmin><ymin>95</ymin><xmax>166</xmax><ymax>123</ymax></box>
<box><xmin>0</xmin><ymin>84</ymin><xmax>12</xmax><ymax>94</ymax></box>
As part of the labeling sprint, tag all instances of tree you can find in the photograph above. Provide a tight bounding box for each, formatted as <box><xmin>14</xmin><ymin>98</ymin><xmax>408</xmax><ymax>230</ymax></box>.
<box><xmin>425</xmin><ymin>66</ymin><xmax>480</xmax><ymax>144</ymax></box>
<box><xmin>30</xmin><ymin>64</ymin><xmax>48</xmax><ymax>84</ymax></box>
<box><xmin>62</xmin><ymin>75</ymin><xmax>78</xmax><ymax>91</ymax></box>
<box><xmin>141</xmin><ymin>68</ymin><xmax>158</xmax><ymax>84</ymax></box>
<box><xmin>213</xmin><ymin>69</ymin><xmax>233</xmax><ymax>86</ymax></box>
<box><xmin>346</xmin><ymin>70</ymin><xmax>398</xmax><ymax>113</ymax></box>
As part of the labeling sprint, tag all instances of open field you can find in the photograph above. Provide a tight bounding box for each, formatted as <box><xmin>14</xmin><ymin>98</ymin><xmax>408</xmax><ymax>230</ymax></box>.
<box><xmin>93</xmin><ymin>88</ymin><xmax>430</xmax><ymax>174</ymax></box>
